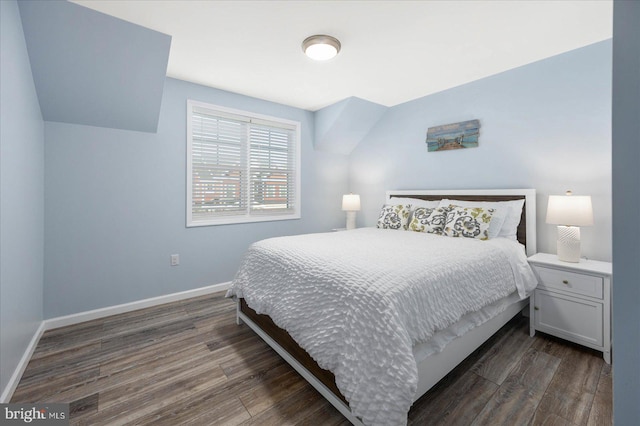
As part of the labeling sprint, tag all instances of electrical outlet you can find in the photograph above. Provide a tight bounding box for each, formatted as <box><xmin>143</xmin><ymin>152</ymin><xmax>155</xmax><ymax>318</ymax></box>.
<box><xmin>170</xmin><ymin>254</ymin><xmax>179</xmax><ymax>266</ymax></box>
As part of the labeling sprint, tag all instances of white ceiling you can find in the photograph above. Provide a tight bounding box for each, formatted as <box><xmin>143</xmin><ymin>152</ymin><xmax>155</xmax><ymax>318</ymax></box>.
<box><xmin>72</xmin><ymin>0</ymin><xmax>612</xmax><ymax>112</ymax></box>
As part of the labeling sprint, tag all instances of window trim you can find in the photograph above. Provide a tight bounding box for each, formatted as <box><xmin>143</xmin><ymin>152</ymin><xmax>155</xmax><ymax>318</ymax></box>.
<box><xmin>186</xmin><ymin>100</ymin><xmax>301</xmax><ymax>227</ymax></box>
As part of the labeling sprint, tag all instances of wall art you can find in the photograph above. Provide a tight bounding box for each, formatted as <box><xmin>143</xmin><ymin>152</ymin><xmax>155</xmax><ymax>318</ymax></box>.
<box><xmin>426</xmin><ymin>119</ymin><xmax>480</xmax><ymax>152</ymax></box>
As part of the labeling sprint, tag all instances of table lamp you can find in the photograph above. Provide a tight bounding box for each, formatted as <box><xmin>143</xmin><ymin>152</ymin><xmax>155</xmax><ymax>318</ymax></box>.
<box><xmin>342</xmin><ymin>194</ymin><xmax>361</xmax><ymax>230</ymax></box>
<box><xmin>546</xmin><ymin>191</ymin><xmax>594</xmax><ymax>262</ymax></box>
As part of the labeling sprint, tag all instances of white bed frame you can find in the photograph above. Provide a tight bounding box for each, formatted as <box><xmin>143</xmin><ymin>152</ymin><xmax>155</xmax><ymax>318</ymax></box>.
<box><xmin>237</xmin><ymin>188</ymin><xmax>537</xmax><ymax>425</ymax></box>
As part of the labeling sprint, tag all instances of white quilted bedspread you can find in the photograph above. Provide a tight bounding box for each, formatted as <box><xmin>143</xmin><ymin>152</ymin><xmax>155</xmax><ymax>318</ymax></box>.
<box><xmin>226</xmin><ymin>228</ymin><xmax>536</xmax><ymax>425</ymax></box>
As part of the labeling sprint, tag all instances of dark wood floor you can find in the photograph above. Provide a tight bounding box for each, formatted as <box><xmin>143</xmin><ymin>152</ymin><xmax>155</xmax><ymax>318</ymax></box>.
<box><xmin>11</xmin><ymin>292</ymin><xmax>612</xmax><ymax>425</ymax></box>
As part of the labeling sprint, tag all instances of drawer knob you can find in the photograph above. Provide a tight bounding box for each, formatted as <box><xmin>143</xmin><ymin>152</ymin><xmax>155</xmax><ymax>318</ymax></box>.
<box><xmin>562</xmin><ymin>280</ymin><xmax>569</xmax><ymax>285</ymax></box>
<box><xmin>534</xmin><ymin>306</ymin><xmax>539</xmax><ymax>311</ymax></box>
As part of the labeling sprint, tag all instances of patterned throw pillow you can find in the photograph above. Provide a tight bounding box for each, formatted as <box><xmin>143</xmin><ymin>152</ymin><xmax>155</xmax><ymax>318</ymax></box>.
<box><xmin>409</xmin><ymin>207</ymin><xmax>449</xmax><ymax>234</ymax></box>
<box><xmin>376</xmin><ymin>204</ymin><xmax>412</xmax><ymax>230</ymax></box>
<box><xmin>443</xmin><ymin>205</ymin><xmax>495</xmax><ymax>240</ymax></box>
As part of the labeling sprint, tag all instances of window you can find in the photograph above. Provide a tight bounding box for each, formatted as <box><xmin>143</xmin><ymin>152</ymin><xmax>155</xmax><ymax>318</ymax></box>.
<box><xmin>187</xmin><ymin>100</ymin><xmax>300</xmax><ymax>227</ymax></box>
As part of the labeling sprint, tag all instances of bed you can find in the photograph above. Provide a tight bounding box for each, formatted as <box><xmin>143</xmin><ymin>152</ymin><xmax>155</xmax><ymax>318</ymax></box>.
<box><xmin>227</xmin><ymin>189</ymin><xmax>537</xmax><ymax>425</ymax></box>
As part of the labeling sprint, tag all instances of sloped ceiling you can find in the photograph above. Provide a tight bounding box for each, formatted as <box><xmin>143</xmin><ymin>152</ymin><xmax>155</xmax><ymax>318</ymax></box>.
<box><xmin>72</xmin><ymin>0</ymin><xmax>612</xmax><ymax>112</ymax></box>
<box><xmin>18</xmin><ymin>0</ymin><xmax>171</xmax><ymax>132</ymax></box>
<box><xmin>314</xmin><ymin>97</ymin><xmax>387</xmax><ymax>155</ymax></box>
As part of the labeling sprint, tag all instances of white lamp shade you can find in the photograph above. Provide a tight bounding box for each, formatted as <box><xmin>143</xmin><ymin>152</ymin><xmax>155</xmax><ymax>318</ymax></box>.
<box><xmin>546</xmin><ymin>195</ymin><xmax>594</xmax><ymax>226</ymax></box>
<box><xmin>342</xmin><ymin>194</ymin><xmax>361</xmax><ymax>211</ymax></box>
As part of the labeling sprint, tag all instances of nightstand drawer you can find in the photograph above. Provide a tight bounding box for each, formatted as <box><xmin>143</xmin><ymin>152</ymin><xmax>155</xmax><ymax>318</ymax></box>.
<box><xmin>533</xmin><ymin>265</ymin><xmax>603</xmax><ymax>299</ymax></box>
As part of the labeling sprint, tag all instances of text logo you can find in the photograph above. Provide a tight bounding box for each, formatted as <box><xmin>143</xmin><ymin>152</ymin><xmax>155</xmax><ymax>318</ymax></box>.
<box><xmin>1</xmin><ymin>404</ymin><xmax>68</xmax><ymax>425</ymax></box>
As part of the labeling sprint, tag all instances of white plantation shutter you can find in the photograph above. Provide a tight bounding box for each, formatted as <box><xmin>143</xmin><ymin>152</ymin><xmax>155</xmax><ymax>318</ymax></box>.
<box><xmin>190</xmin><ymin>107</ymin><xmax>247</xmax><ymax>219</ymax></box>
<box><xmin>249</xmin><ymin>124</ymin><xmax>296</xmax><ymax>215</ymax></box>
<box><xmin>187</xmin><ymin>100</ymin><xmax>300</xmax><ymax>226</ymax></box>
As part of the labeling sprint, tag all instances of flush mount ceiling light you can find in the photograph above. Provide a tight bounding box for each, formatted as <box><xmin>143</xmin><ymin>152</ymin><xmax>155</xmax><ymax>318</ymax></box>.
<box><xmin>302</xmin><ymin>35</ymin><xmax>341</xmax><ymax>61</ymax></box>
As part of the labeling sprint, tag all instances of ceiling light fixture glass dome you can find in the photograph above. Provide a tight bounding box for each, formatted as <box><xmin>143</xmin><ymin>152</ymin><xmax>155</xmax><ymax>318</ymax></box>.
<box><xmin>302</xmin><ymin>35</ymin><xmax>341</xmax><ymax>61</ymax></box>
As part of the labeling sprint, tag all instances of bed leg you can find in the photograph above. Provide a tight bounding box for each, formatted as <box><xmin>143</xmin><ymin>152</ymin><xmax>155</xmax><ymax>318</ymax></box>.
<box><xmin>236</xmin><ymin>301</ymin><xmax>244</xmax><ymax>325</ymax></box>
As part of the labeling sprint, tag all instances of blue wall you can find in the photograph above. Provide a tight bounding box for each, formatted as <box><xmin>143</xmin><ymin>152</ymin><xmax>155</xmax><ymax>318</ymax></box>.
<box><xmin>349</xmin><ymin>41</ymin><xmax>612</xmax><ymax>262</ymax></box>
<box><xmin>18</xmin><ymin>0</ymin><xmax>171</xmax><ymax>133</ymax></box>
<box><xmin>0</xmin><ymin>0</ymin><xmax>45</xmax><ymax>398</ymax></box>
<box><xmin>612</xmin><ymin>0</ymin><xmax>640</xmax><ymax>422</ymax></box>
<box><xmin>44</xmin><ymin>77</ymin><xmax>348</xmax><ymax>318</ymax></box>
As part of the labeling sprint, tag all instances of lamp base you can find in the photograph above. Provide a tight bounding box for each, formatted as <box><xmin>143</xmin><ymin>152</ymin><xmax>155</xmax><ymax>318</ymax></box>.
<box><xmin>345</xmin><ymin>211</ymin><xmax>357</xmax><ymax>230</ymax></box>
<box><xmin>556</xmin><ymin>225</ymin><xmax>581</xmax><ymax>263</ymax></box>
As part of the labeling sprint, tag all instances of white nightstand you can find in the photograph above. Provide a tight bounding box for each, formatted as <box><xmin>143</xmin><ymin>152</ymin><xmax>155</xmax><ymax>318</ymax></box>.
<box><xmin>528</xmin><ymin>253</ymin><xmax>612</xmax><ymax>364</ymax></box>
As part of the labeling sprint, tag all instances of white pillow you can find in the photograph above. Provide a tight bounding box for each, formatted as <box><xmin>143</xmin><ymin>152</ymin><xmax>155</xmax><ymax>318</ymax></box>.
<box><xmin>388</xmin><ymin>197</ymin><xmax>440</xmax><ymax>209</ymax></box>
<box><xmin>437</xmin><ymin>198</ymin><xmax>525</xmax><ymax>240</ymax></box>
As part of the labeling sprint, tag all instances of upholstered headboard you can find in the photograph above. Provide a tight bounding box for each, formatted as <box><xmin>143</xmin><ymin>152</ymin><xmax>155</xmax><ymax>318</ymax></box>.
<box><xmin>387</xmin><ymin>189</ymin><xmax>536</xmax><ymax>256</ymax></box>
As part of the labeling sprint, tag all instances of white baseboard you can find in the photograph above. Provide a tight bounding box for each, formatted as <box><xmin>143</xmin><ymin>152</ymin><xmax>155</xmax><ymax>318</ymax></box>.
<box><xmin>44</xmin><ymin>281</ymin><xmax>231</xmax><ymax>330</ymax></box>
<box><xmin>0</xmin><ymin>281</ymin><xmax>231</xmax><ymax>402</ymax></box>
<box><xmin>0</xmin><ymin>322</ymin><xmax>46</xmax><ymax>403</ymax></box>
